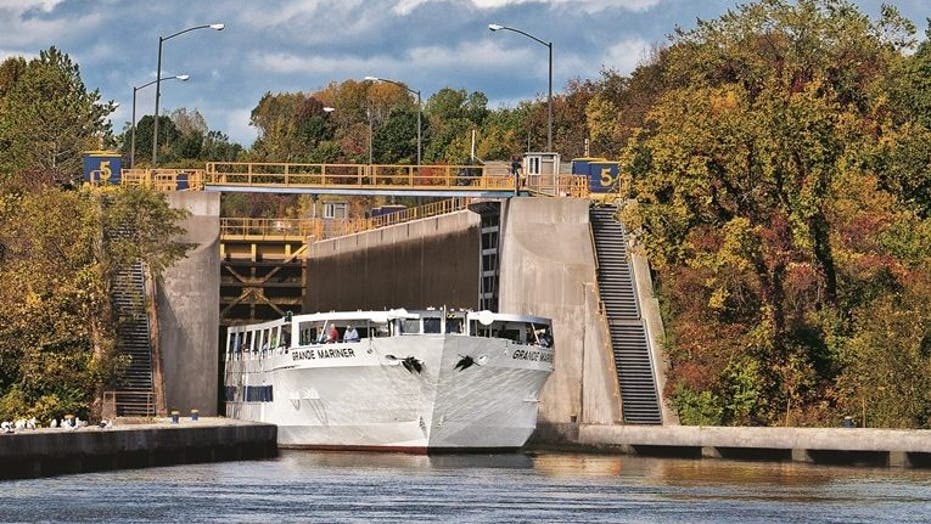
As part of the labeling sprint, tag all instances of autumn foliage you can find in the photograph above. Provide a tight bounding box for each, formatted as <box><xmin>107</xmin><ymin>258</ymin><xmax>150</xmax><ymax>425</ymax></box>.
<box><xmin>621</xmin><ymin>0</ymin><xmax>931</xmax><ymax>428</ymax></box>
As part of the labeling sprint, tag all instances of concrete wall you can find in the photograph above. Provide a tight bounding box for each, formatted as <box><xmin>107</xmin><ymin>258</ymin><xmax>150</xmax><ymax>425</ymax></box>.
<box><xmin>497</xmin><ymin>198</ymin><xmax>622</xmax><ymax>441</ymax></box>
<box><xmin>0</xmin><ymin>420</ymin><xmax>276</xmax><ymax>479</ymax></box>
<box><xmin>158</xmin><ymin>192</ymin><xmax>220</xmax><ymax>415</ymax></box>
<box><xmin>630</xmin><ymin>250</ymin><xmax>678</xmax><ymax>424</ymax></box>
<box><xmin>306</xmin><ymin>210</ymin><xmax>480</xmax><ymax>312</ymax></box>
<box><xmin>578</xmin><ymin>424</ymin><xmax>931</xmax><ymax>468</ymax></box>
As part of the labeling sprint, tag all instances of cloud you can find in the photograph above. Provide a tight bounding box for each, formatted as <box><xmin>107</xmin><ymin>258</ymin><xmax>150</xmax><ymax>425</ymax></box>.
<box><xmin>224</xmin><ymin>108</ymin><xmax>257</xmax><ymax>146</ymax></box>
<box><xmin>250</xmin><ymin>39</ymin><xmax>535</xmax><ymax>79</ymax></box>
<box><xmin>0</xmin><ymin>0</ymin><xmax>64</xmax><ymax>13</ymax></box>
<box><xmin>0</xmin><ymin>10</ymin><xmax>103</xmax><ymax>48</ymax></box>
<box><xmin>393</xmin><ymin>0</ymin><xmax>663</xmax><ymax>15</ymax></box>
<box><xmin>601</xmin><ymin>38</ymin><xmax>652</xmax><ymax>74</ymax></box>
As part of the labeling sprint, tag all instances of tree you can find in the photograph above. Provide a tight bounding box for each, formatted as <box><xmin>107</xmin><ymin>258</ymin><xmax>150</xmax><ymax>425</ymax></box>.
<box><xmin>0</xmin><ymin>47</ymin><xmax>116</xmax><ymax>179</ymax></box>
<box><xmin>250</xmin><ymin>92</ymin><xmax>337</xmax><ymax>162</ymax></box>
<box><xmin>120</xmin><ymin>115</ymin><xmax>179</xmax><ymax>167</ymax></box>
<box><xmin>0</xmin><ymin>181</ymin><xmax>189</xmax><ymax>421</ymax></box>
<box><xmin>373</xmin><ymin>108</ymin><xmax>418</xmax><ymax>164</ymax></box>
<box><xmin>622</xmin><ymin>0</ymin><xmax>930</xmax><ymax>426</ymax></box>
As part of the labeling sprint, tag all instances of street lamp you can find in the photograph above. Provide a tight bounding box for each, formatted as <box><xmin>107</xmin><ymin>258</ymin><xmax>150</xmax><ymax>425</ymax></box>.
<box><xmin>152</xmin><ymin>23</ymin><xmax>224</xmax><ymax>167</ymax></box>
<box><xmin>364</xmin><ymin>76</ymin><xmax>422</xmax><ymax>166</ymax></box>
<box><xmin>131</xmin><ymin>74</ymin><xmax>189</xmax><ymax>168</ymax></box>
<box><xmin>489</xmin><ymin>23</ymin><xmax>553</xmax><ymax>152</ymax></box>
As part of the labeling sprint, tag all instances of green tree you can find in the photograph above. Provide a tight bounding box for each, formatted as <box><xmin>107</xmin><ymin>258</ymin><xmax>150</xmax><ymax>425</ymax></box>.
<box><xmin>0</xmin><ymin>181</ymin><xmax>188</xmax><ymax>421</ymax></box>
<box><xmin>0</xmin><ymin>47</ymin><xmax>115</xmax><ymax>179</ymax></box>
<box><xmin>622</xmin><ymin>0</ymin><xmax>930</xmax><ymax>426</ymax></box>
<box><xmin>120</xmin><ymin>115</ymin><xmax>179</xmax><ymax>167</ymax></box>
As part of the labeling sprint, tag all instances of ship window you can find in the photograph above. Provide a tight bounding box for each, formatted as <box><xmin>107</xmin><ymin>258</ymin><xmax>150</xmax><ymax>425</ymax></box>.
<box><xmin>423</xmin><ymin>318</ymin><xmax>441</xmax><ymax>334</ymax></box>
<box><xmin>401</xmin><ymin>319</ymin><xmax>420</xmax><ymax>334</ymax></box>
<box><xmin>445</xmin><ymin>318</ymin><xmax>463</xmax><ymax>334</ymax></box>
<box><xmin>371</xmin><ymin>322</ymin><xmax>389</xmax><ymax>337</ymax></box>
<box><xmin>280</xmin><ymin>326</ymin><xmax>291</xmax><ymax>348</ymax></box>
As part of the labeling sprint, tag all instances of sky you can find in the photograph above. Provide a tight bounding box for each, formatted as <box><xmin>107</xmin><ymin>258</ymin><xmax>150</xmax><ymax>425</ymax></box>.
<box><xmin>0</xmin><ymin>0</ymin><xmax>927</xmax><ymax>146</ymax></box>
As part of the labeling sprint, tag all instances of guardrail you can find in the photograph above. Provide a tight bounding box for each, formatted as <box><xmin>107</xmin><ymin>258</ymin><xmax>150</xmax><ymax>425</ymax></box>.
<box><xmin>204</xmin><ymin>162</ymin><xmax>512</xmax><ymax>191</ymax></box>
<box><xmin>220</xmin><ymin>218</ymin><xmax>323</xmax><ymax>240</ymax></box>
<box><xmin>118</xmin><ymin>164</ymin><xmax>590</xmax><ymax>198</ymax></box>
<box><xmin>219</xmin><ymin>198</ymin><xmax>471</xmax><ymax>241</ymax></box>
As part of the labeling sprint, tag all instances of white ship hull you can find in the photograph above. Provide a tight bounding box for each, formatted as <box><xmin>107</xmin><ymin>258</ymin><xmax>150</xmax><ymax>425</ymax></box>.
<box><xmin>224</xmin><ymin>334</ymin><xmax>553</xmax><ymax>451</ymax></box>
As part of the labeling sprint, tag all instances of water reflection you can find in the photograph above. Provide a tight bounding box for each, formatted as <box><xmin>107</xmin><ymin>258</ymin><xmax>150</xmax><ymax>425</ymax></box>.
<box><xmin>3</xmin><ymin>450</ymin><xmax>931</xmax><ymax>523</ymax></box>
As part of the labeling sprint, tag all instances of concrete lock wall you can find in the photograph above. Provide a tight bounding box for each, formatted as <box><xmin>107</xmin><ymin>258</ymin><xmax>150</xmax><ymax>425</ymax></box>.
<box><xmin>497</xmin><ymin>198</ymin><xmax>622</xmax><ymax>440</ymax></box>
<box><xmin>306</xmin><ymin>210</ymin><xmax>481</xmax><ymax>312</ymax></box>
<box><xmin>158</xmin><ymin>192</ymin><xmax>221</xmax><ymax>416</ymax></box>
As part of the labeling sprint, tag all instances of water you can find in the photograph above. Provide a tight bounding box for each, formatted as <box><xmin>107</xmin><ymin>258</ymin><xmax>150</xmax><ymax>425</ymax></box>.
<box><xmin>3</xmin><ymin>451</ymin><xmax>931</xmax><ymax>523</ymax></box>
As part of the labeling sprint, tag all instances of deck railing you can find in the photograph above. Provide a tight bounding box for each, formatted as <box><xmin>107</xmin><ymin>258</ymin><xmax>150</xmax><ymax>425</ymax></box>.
<box><xmin>219</xmin><ymin>197</ymin><xmax>471</xmax><ymax>242</ymax></box>
<box><xmin>117</xmin><ymin>164</ymin><xmax>589</xmax><ymax>198</ymax></box>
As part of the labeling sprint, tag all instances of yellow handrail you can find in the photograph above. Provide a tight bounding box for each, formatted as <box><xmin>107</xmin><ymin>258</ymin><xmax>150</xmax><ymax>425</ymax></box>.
<box><xmin>219</xmin><ymin>198</ymin><xmax>471</xmax><ymax>241</ymax></box>
<box><xmin>116</xmin><ymin>164</ymin><xmax>590</xmax><ymax>198</ymax></box>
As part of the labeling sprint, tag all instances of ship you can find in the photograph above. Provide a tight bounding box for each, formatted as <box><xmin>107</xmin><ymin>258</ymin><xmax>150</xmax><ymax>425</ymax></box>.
<box><xmin>223</xmin><ymin>308</ymin><xmax>555</xmax><ymax>452</ymax></box>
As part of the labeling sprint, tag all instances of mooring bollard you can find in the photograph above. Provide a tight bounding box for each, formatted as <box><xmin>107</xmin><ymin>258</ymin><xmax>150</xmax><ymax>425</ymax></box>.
<box><xmin>171</xmin><ymin>410</ymin><xmax>180</xmax><ymax>424</ymax></box>
<box><xmin>191</xmin><ymin>409</ymin><xmax>199</xmax><ymax>422</ymax></box>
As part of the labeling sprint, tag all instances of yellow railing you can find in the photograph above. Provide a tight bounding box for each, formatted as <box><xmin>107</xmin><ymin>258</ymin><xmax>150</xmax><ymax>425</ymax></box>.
<box><xmin>219</xmin><ymin>198</ymin><xmax>471</xmax><ymax>241</ymax></box>
<box><xmin>204</xmin><ymin>162</ymin><xmax>513</xmax><ymax>191</ymax></box>
<box><xmin>219</xmin><ymin>218</ymin><xmax>323</xmax><ymax>240</ymax></box>
<box><xmin>118</xmin><ymin>164</ymin><xmax>590</xmax><ymax>198</ymax></box>
<box><xmin>122</xmin><ymin>169</ymin><xmax>205</xmax><ymax>191</ymax></box>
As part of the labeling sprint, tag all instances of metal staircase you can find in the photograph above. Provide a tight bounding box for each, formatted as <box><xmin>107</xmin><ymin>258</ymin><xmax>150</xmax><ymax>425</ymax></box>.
<box><xmin>111</xmin><ymin>262</ymin><xmax>157</xmax><ymax>416</ymax></box>
<box><xmin>471</xmin><ymin>201</ymin><xmax>501</xmax><ymax>312</ymax></box>
<box><xmin>590</xmin><ymin>205</ymin><xmax>662</xmax><ymax>425</ymax></box>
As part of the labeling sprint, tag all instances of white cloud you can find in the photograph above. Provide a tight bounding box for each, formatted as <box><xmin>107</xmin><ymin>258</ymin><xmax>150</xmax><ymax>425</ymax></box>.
<box><xmin>601</xmin><ymin>37</ymin><xmax>652</xmax><ymax>73</ymax></box>
<box><xmin>393</xmin><ymin>0</ymin><xmax>663</xmax><ymax>15</ymax></box>
<box><xmin>0</xmin><ymin>0</ymin><xmax>64</xmax><ymax>13</ymax></box>
<box><xmin>0</xmin><ymin>11</ymin><xmax>103</xmax><ymax>48</ymax></box>
<box><xmin>224</xmin><ymin>108</ymin><xmax>257</xmax><ymax>146</ymax></box>
<box><xmin>0</xmin><ymin>49</ymin><xmax>35</xmax><ymax>61</ymax></box>
<box><xmin>250</xmin><ymin>39</ymin><xmax>535</xmax><ymax>78</ymax></box>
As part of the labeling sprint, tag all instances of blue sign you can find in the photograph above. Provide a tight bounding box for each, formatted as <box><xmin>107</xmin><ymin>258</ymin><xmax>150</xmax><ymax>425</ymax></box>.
<box><xmin>571</xmin><ymin>157</ymin><xmax>620</xmax><ymax>193</ymax></box>
<box><xmin>83</xmin><ymin>151</ymin><xmax>122</xmax><ymax>184</ymax></box>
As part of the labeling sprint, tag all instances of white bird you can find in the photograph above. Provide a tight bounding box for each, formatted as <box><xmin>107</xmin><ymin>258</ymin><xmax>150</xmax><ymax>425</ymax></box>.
<box><xmin>98</xmin><ymin>419</ymin><xmax>113</xmax><ymax>429</ymax></box>
<box><xmin>14</xmin><ymin>419</ymin><xmax>25</xmax><ymax>430</ymax></box>
<box><xmin>49</xmin><ymin>418</ymin><xmax>58</xmax><ymax>428</ymax></box>
<box><xmin>25</xmin><ymin>418</ymin><xmax>37</xmax><ymax>430</ymax></box>
<box><xmin>75</xmin><ymin>416</ymin><xmax>87</xmax><ymax>428</ymax></box>
<box><xmin>1</xmin><ymin>421</ymin><xmax>13</xmax><ymax>434</ymax></box>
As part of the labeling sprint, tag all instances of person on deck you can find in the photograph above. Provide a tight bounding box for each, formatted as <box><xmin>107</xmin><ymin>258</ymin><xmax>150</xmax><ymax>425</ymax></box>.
<box><xmin>326</xmin><ymin>324</ymin><xmax>339</xmax><ymax>343</ymax></box>
<box><xmin>344</xmin><ymin>324</ymin><xmax>360</xmax><ymax>343</ymax></box>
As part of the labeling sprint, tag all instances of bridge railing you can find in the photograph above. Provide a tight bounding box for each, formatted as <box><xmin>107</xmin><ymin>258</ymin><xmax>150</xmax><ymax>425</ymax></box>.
<box><xmin>205</xmin><ymin>162</ymin><xmax>515</xmax><ymax>190</ymax></box>
<box><xmin>118</xmin><ymin>164</ymin><xmax>589</xmax><ymax>198</ymax></box>
<box><xmin>220</xmin><ymin>217</ymin><xmax>323</xmax><ymax>240</ymax></box>
<box><xmin>219</xmin><ymin>198</ymin><xmax>471</xmax><ymax>241</ymax></box>
<box><xmin>121</xmin><ymin>169</ymin><xmax>206</xmax><ymax>191</ymax></box>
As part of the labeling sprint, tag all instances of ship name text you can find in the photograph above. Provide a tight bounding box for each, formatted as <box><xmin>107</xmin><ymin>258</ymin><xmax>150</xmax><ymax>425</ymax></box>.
<box><xmin>292</xmin><ymin>347</ymin><xmax>357</xmax><ymax>361</ymax></box>
<box><xmin>511</xmin><ymin>349</ymin><xmax>554</xmax><ymax>363</ymax></box>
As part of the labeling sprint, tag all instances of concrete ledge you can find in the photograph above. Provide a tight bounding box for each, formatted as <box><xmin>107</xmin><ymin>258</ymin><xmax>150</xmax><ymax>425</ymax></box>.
<box><xmin>578</xmin><ymin>424</ymin><xmax>931</xmax><ymax>468</ymax></box>
<box><xmin>0</xmin><ymin>418</ymin><xmax>277</xmax><ymax>479</ymax></box>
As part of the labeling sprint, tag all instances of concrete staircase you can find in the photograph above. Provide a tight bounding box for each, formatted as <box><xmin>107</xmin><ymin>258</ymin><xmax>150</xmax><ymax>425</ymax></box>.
<box><xmin>590</xmin><ymin>205</ymin><xmax>662</xmax><ymax>425</ymax></box>
<box><xmin>111</xmin><ymin>262</ymin><xmax>157</xmax><ymax>416</ymax></box>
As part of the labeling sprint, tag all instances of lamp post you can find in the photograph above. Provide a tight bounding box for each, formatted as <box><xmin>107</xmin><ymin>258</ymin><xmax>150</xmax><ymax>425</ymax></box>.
<box><xmin>152</xmin><ymin>23</ymin><xmax>224</xmax><ymax>167</ymax></box>
<box><xmin>131</xmin><ymin>74</ymin><xmax>189</xmax><ymax>168</ymax></box>
<box><xmin>364</xmin><ymin>76</ymin><xmax>421</xmax><ymax>166</ymax></box>
<box><xmin>489</xmin><ymin>23</ymin><xmax>552</xmax><ymax>152</ymax></box>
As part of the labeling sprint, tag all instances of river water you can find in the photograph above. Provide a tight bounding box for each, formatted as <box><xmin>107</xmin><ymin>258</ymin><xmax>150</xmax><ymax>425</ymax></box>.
<box><xmin>3</xmin><ymin>451</ymin><xmax>931</xmax><ymax>522</ymax></box>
